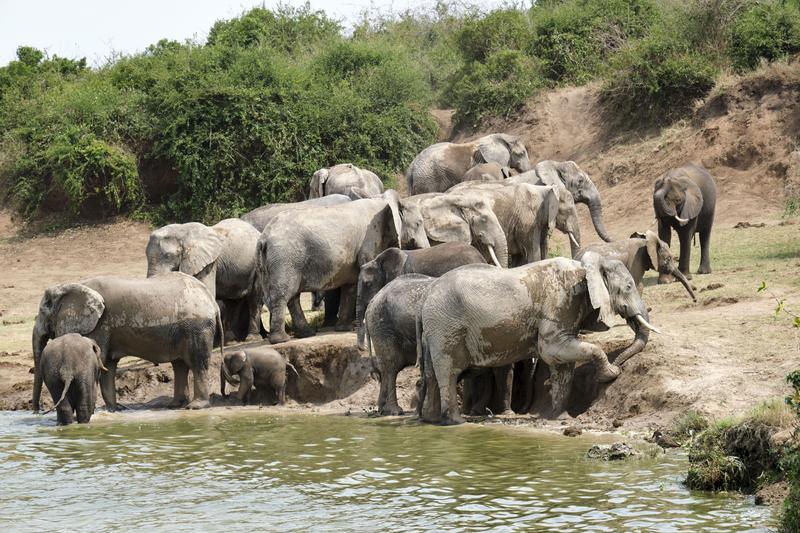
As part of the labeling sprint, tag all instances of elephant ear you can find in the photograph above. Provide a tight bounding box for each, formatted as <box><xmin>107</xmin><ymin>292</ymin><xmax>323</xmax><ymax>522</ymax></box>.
<box><xmin>679</xmin><ymin>178</ymin><xmax>703</xmax><ymax>222</ymax></box>
<box><xmin>381</xmin><ymin>190</ymin><xmax>403</xmax><ymax>249</ymax></box>
<box><xmin>544</xmin><ymin>186</ymin><xmax>559</xmax><ymax>232</ymax></box>
<box><xmin>580</xmin><ymin>252</ymin><xmax>615</xmax><ymax>328</ymax></box>
<box><xmin>645</xmin><ymin>230</ymin><xmax>660</xmax><ymax>270</ymax></box>
<box><xmin>420</xmin><ymin>196</ymin><xmax>471</xmax><ymax>243</ymax></box>
<box><xmin>310</xmin><ymin>168</ymin><xmax>329</xmax><ymax>198</ymax></box>
<box><xmin>180</xmin><ymin>225</ymin><xmax>223</xmax><ymax>277</ymax></box>
<box><xmin>379</xmin><ymin>247</ymin><xmax>407</xmax><ymax>282</ymax></box>
<box><xmin>476</xmin><ymin>136</ymin><xmax>511</xmax><ymax>167</ymax></box>
<box><xmin>535</xmin><ymin>160</ymin><xmax>561</xmax><ymax>185</ymax></box>
<box><xmin>90</xmin><ymin>339</ymin><xmax>107</xmax><ymax>372</ymax></box>
<box><xmin>46</xmin><ymin>283</ymin><xmax>105</xmax><ymax>337</ymax></box>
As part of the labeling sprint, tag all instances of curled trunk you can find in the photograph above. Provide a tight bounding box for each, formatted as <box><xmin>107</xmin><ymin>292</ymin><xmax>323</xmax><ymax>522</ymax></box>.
<box><xmin>588</xmin><ymin>199</ymin><xmax>613</xmax><ymax>242</ymax></box>
<box><xmin>614</xmin><ymin>311</ymin><xmax>651</xmax><ymax>367</ymax></box>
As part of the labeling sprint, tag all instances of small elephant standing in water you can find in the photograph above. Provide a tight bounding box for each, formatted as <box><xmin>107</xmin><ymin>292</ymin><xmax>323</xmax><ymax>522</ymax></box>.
<box><xmin>653</xmin><ymin>163</ymin><xmax>717</xmax><ymax>280</ymax></box>
<box><xmin>220</xmin><ymin>347</ymin><xmax>294</xmax><ymax>405</ymax></box>
<box><xmin>40</xmin><ymin>333</ymin><xmax>106</xmax><ymax>425</ymax></box>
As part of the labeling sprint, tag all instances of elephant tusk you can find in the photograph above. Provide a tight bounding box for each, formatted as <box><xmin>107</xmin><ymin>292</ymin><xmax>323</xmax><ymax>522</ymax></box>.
<box><xmin>674</xmin><ymin>215</ymin><xmax>689</xmax><ymax>225</ymax></box>
<box><xmin>488</xmin><ymin>246</ymin><xmax>502</xmax><ymax>268</ymax></box>
<box><xmin>636</xmin><ymin>314</ymin><xmax>662</xmax><ymax>334</ymax></box>
<box><xmin>568</xmin><ymin>232</ymin><xmax>580</xmax><ymax>248</ymax></box>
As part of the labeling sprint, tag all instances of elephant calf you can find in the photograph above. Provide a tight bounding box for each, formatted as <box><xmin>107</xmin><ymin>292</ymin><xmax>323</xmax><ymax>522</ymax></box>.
<box><xmin>363</xmin><ymin>274</ymin><xmax>434</xmax><ymax>416</ymax></box>
<box><xmin>40</xmin><ymin>334</ymin><xmax>105</xmax><ymax>425</ymax></box>
<box><xmin>220</xmin><ymin>347</ymin><xmax>294</xmax><ymax>405</ymax></box>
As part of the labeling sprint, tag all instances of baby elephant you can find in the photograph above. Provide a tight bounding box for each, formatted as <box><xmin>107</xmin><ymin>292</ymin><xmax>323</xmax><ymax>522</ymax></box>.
<box><xmin>220</xmin><ymin>347</ymin><xmax>294</xmax><ymax>405</ymax></box>
<box><xmin>41</xmin><ymin>333</ymin><xmax>106</xmax><ymax>425</ymax></box>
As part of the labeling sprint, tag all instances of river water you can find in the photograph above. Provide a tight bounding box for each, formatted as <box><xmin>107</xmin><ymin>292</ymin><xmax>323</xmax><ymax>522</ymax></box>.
<box><xmin>0</xmin><ymin>410</ymin><xmax>773</xmax><ymax>531</ymax></box>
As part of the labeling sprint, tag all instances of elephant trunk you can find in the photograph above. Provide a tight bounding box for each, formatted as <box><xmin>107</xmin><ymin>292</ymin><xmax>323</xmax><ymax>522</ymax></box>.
<box><xmin>489</xmin><ymin>230</ymin><xmax>509</xmax><ymax>268</ymax></box>
<box><xmin>653</xmin><ymin>189</ymin><xmax>673</xmax><ymax>219</ymax></box>
<box><xmin>32</xmin><ymin>318</ymin><xmax>50</xmax><ymax>412</ymax></box>
<box><xmin>615</xmin><ymin>310</ymin><xmax>652</xmax><ymax>367</ymax></box>
<box><xmin>220</xmin><ymin>364</ymin><xmax>228</xmax><ymax>397</ymax></box>
<box><xmin>355</xmin><ymin>278</ymin><xmax>372</xmax><ymax>351</ymax></box>
<box><xmin>588</xmin><ymin>198</ymin><xmax>613</xmax><ymax>242</ymax></box>
<box><xmin>672</xmin><ymin>267</ymin><xmax>697</xmax><ymax>301</ymax></box>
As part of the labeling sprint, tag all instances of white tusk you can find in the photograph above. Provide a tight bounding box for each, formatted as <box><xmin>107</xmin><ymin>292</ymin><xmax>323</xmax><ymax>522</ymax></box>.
<box><xmin>636</xmin><ymin>314</ymin><xmax>662</xmax><ymax>334</ymax></box>
<box><xmin>488</xmin><ymin>246</ymin><xmax>502</xmax><ymax>268</ymax></box>
<box><xmin>674</xmin><ymin>215</ymin><xmax>689</xmax><ymax>224</ymax></box>
<box><xmin>568</xmin><ymin>232</ymin><xmax>580</xmax><ymax>248</ymax></box>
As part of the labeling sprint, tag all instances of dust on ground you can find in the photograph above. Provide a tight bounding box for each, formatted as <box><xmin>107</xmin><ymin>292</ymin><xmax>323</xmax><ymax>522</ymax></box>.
<box><xmin>1</xmin><ymin>61</ymin><xmax>799</xmax><ymax>435</ymax></box>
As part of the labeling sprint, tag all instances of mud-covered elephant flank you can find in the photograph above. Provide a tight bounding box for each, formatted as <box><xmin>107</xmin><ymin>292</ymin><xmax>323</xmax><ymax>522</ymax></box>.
<box><xmin>32</xmin><ymin>273</ymin><xmax>223</xmax><ymax>412</ymax></box>
<box><xmin>355</xmin><ymin>243</ymin><xmax>487</xmax><ymax>350</ymax></box>
<box><xmin>258</xmin><ymin>190</ymin><xmax>430</xmax><ymax>344</ymax></box>
<box><xmin>408</xmin><ymin>193</ymin><xmax>509</xmax><ymax>267</ymax></box>
<box><xmin>309</xmin><ymin>163</ymin><xmax>384</xmax><ymax>199</ymax></box>
<box><xmin>406</xmin><ymin>133</ymin><xmax>530</xmax><ymax>195</ymax></box>
<box><xmin>525</xmin><ymin>160</ymin><xmax>613</xmax><ymax>243</ymax></box>
<box><xmin>40</xmin><ymin>333</ymin><xmax>106</xmax><ymax>425</ymax></box>
<box><xmin>147</xmin><ymin>218</ymin><xmax>263</xmax><ymax>342</ymax></box>
<box><xmin>653</xmin><ymin>164</ymin><xmax>717</xmax><ymax>278</ymax></box>
<box><xmin>416</xmin><ymin>253</ymin><xmax>661</xmax><ymax>425</ymax></box>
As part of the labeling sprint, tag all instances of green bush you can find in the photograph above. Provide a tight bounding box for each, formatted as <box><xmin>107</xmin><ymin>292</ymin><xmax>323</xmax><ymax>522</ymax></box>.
<box><xmin>729</xmin><ymin>1</ymin><xmax>800</xmax><ymax>72</ymax></box>
<box><xmin>447</xmin><ymin>49</ymin><xmax>544</xmax><ymax>128</ymax></box>
<box><xmin>782</xmin><ymin>370</ymin><xmax>800</xmax><ymax>531</ymax></box>
<box><xmin>601</xmin><ymin>32</ymin><xmax>718</xmax><ymax>122</ymax></box>
<box><xmin>456</xmin><ymin>9</ymin><xmax>532</xmax><ymax>63</ymax></box>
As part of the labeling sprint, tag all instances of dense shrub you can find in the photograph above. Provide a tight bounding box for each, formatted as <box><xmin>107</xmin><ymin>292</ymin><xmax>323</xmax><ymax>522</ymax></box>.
<box><xmin>456</xmin><ymin>9</ymin><xmax>532</xmax><ymax>63</ymax></box>
<box><xmin>600</xmin><ymin>32</ymin><xmax>718</xmax><ymax>122</ymax></box>
<box><xmin>782</xmin><ymin>370</ymin><xmax>800</xmax><ymax>531</ymax></box>
<box><xmin>729</xmin><ymin>1</ymin><xmax>800</xmax><ymax>72</ymax></box>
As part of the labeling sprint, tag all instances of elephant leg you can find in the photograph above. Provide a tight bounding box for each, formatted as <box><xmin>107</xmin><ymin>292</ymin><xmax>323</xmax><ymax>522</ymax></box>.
<box><xmin>277</xmin><ymin>381</ymin><xmax>286</xmax><ymax>405</ymax></box>
<box><xmin>186</xmin><ymin>366</ymin><xmax>210</xmax><ymax>409</ymax></box>
<box><xmin>245</xmin><ymin>292</ymin><xmax>263</xmax><ymax>342</ymax></box>
<box><xmin>677</xmin><ymin>226</ymin><xmax>694</xmax><ymax>279</ymax></box>
<box><xmin>268</xmin><ymin>296</ymin><xmax>291</xmax><ymax>344</ymax></box>
<box><xmin>381</xmin><ymin>367</ymin><xmax>404</xmax><ymax>416</ymax></box>
<box><xmin>74</xmin><ymin>380</ymin><xmax>92</xmax><ymax>423</ymax></box>
<box><xmin>311</xmin><ymin>291</ymin><xmax>324</xmax><ymax>312</ymax></box>
<box><xmin>548</xmin><ymin>363</ymin><xmax>576</xmax><ymax>419</ymax></box>
<box><xmin>490</xmin><ymin>365</ymin><xmax>513</xmax><ymax>415</ymax></box>
<box><xmin>288</xmin><ymin>294</ymin><xmax>314</xmax><ymax>338</ymax></box>
<box><xmin>335</xmin><ymin>284</ymin><xmax>356</xmax><ymax>332</ymax></box>
<box><xmin>99</xmin><ymin>357</ymin><xmax>118</xmax><ymax>412</ymax></box>
<box><xmin>56</xmin><ymin>396</ymin><xmax>75</xmax><ymax>425</ymax></box>
<box><xmin>170</xmin><ymin>360</ymin><xmax>191</xmax><ymax>408</ymax></box>
<box><xmin>697</xmin><ymin>227</ymin><xmax>712</xmax><ymax>274</ymax></box>
<box><xmin>464</xmin><ymin>372</ymin><xmax>492</xmax><ymax>415</ymax></box>
<box><xmin>439</xmin><ymin>369</ymin><xmax>464</xmax><ymax>426</ymax></box>
<box><xmin>322</xmin><ymin>290</ymin><xmax>340</xmax><ymax>328</ymax></box>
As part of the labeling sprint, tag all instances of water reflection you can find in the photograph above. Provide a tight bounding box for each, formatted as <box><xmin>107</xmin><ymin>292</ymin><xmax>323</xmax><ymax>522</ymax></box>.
<box><xmin>0</xmin><ymin>411</ymin><xmax>772</xmax><ymax>532</ymax></box>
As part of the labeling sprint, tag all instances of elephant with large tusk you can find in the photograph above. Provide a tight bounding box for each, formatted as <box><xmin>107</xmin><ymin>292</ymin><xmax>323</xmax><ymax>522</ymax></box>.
<box><xmin>416</xmin><ymin>252</ymin><xmax>658</xmax><ymax>425</ymax></box>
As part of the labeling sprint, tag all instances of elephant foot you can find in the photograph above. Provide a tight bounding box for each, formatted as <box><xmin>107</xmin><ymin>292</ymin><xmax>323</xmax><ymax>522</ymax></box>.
<box><xmin>269</xmin><ymin>331</ymin><xmax>292</xmax><ymax>344</ymax></box>
<box><xmin>185</xmin><ymin>399</ymin><xmax>210</xmax><ymax>410</ymax></box>
<box><xmin>321</xmin><ymin>319</ymin><xmax>337</xmax><ymax>328</ymax></box>
<box><xmin>495</xmin><ymin>408</ymin><xmax>514</xmax><ymax>417</ymax></box>
<box><xmin>168</xmin><ymin>398</ymin><xmax>189</xmax><ymax>409</ymax></box>
<box><xmin>380</xmin><ymin>405</ymin><xmax>404</xmax><ymax>416</ymax></box>
<box><xmin>595</xmin><ymin>363</ymin><xmax>621</xmax><ymax>383</ymax></box>
<box><xmin>244</xmin><ymin>333</ymin><xmax>262</xmax><ymax>343</ymax></box>
<box><xmin>334</xmin><ymin>323</ymin><xmax>353</xmax><ymax>332</ymax></box>
<box><xmin>697</xmin><ymin>266</ymin><xmax>711</xmax><ymax>275</ymax></box>
<box><xmin>294</xmin><ymin>327</ymin><xmax>315</xmax><ymax>339</ymax></box>
<box><xmin>440</xmin><ymin>414</ymin><xmax>466</xmax><ymax>426</ymax></box>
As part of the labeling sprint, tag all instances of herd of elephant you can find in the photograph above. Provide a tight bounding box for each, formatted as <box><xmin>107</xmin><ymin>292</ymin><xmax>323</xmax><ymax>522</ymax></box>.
<box><xmin>30</xmin><ymin>132</ymin><xmax>717</xmax><ymax>426</ymax></box>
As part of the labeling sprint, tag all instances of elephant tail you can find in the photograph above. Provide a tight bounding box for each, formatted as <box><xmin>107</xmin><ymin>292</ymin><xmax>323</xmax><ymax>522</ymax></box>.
<box><xmin>42</xmin><ymin>375</ymin><xmax>72</xmax><ymax>415</ymax></box>
<box><xmin>414</xmin><ymin>312</ymin><xmax>425</xmax><ymax>418</ymax></box>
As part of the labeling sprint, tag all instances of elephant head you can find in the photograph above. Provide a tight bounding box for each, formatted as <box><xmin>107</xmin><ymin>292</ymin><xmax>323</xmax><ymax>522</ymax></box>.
<box><xmin>220</xmin><ymin>350</ymin><xmax>247</xmax><ymax>396</ymax></box>
<box><xmin>580</xmin><ymin>252</ymin><xmax>660</xmax><ymax>367</ymax></box>
<box><xmin>146</xmin><ymin>223</ymin><xmax>223</xmax><ymax>279</ymax></box>
<box><xmin>536</xmin><ymin>160</ymin><xmax>612</xmax><ymax>242</ymax></box>
<box><xmin>653</xmin><ymin>173</ymin><xmax>703</xmax><ymax>226</ymax></box>
<box><xmin>420</xmin><ymin>195</ymin><xmax>509</xmax><ymax>267</ymax></box>
<box><xmin>309</xmin><ymin>168</ymin><xmax>331</xmax><ymax>199</ymax></box>
<box><xmin>555</xmin><ymin>187</ymin><xmax>581</xmax><ymax>257</ymax></box>
<box><xmin>355</xmin><ymin>248</ymin><xmax>408</xmax><ymax>349</ymax></box>
<box><xmin>475</xmin><ymin>134</ymin><xmax>531</xmax><ymax>174</ymax></box>
<box><xmin>632</xmin><ymin>230</ymin><xmax>696</xmax><ymax>301</ymax></box>
<box><xmin>32</xmin><ymin>283</ymin><xmax>105</xmax><ymax>411</ymax></box>
<box><xmin>398</xmin><ymin>200</ymin><xmax>430</xmax><ymax>250</ymax></box>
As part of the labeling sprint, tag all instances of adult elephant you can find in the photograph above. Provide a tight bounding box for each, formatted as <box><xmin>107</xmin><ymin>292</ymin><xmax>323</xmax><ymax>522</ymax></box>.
<box><xmin>309</xmin><ymin>163</ymin><xmax>384</xmax><ymax>199</ymax></box>
<box><xmin>32</xmin><ymin>273</ymin><xmax>223</xmax><ymax>412</ymax></box>
<box><xmin>416</xmin><ymin>253</ymin><xmax>660</xmax><ymax>425</ymax></box>
<box><xmin>447</xmin><ymin>181</ymin><xmax>580</xmax><ymax>265</ymax></box>
<box><xmin>241</xmin><ymin>194</ymin><xmax>351</xmax><ymax>232</ymax></box>
<box><xmin>146</xmin><ymin>218</ymin><xmax>262</xmax><ymax>342</ymax></box>
<box><xmin>403</xmin><ymin>193</ymin><xmax>509</xmax><ymax>268</ymax></box>
<box><xmin>355</xmin><ymin>242</ymin><xmax>487</xmax><ymax>349</ymax></box>
<box><xmin>406</xmin><ymin>133</ymin><xmax>530</xmax><ymax>195</ymax></box>
<box><xmin>462</xmin><ymin>162</ymin><xmax>512</xmax><ymax>183</ymax></box>
<box><xmin>257</xmin><ymin>190</ymin><xmax>430</xmax><ymax>344</ymax></box>
<box><xmin>511</xmin><ymin>160</ymin><xmax>613</xmax><ymax>244</ymax></box>
<box><xmin>653</xmin><ymin>164</ymin><xmax>717</xmax><ymax>280</ymax></box>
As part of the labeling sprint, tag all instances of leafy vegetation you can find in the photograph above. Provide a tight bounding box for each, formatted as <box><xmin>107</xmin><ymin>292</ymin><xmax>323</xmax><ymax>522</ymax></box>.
<box><xmin>1</xmin><ymin>1</ymin><xmax>800</xmax><ymax>221</ymax></box>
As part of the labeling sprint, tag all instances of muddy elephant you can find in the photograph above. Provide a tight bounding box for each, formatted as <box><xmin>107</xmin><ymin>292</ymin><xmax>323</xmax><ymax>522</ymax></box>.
<box><xmin>309</xmin><ymin>163</ymin><xmax>384</xmax><ymax>199</ymax></box>
<box><xmin>257</xmin><ymin>190</ymin><xmax>430</xmax><ymax>344</ymax></box>
<box><xmin>406</xmin><ymin>134</ymin><xmax>530</xmax><ymax>195</ymax></box>
<box><xmin>355</xmin><ymin>242</ymin><xmax>486</xmax><ymax>349</ymax></box>
<box><xmin>653</xmin><ymin>164</ymin><xmax>717</xmax><ymax>280</ymax></box>
<box><xmin>40</xmin><ymin>333</ymin><xmax>105</xmax><ymax>425</ymax></box>
<box><xmin>363</xmin><ymin>274</ymin><xmax>434</xmax><ymax>415</ymax></box>
<box><xmin>462</xmin><ymin>162</ymin><xmax>512</xmax><ymax>183</ymax></box>
<box><xmin>32</xmin><ymin>273</ymin><xmax>223</xmax><ymax>412</ymax></box>
<box><xmin>417</xmin><ymin>253</ymin><xmax>660</xmax><ymax>425</ymax></box>
<box><xmin>511</xmin><ymin>160</ymin><xmax>613</xmax><ymax>245</ymax></box>
<box><xmin>241</xmin><ymin>194</ymin><xmax>352</xmax><ymax>232</ymax></box>
<box><xmin>220</xmin><ymin>346</ymin><xmax>292</xmax><ymax>405</ymax></box>
<box><xmin>447</xmin><ymin>181</ymin><xmax>578</xmax><ymax>265</ymax></box>
<box><xmin>146</xmin><ymin>218</ymin><xmax>262</xmax><ymax>342</ymax></box>
<box><xmin>404</xmin><ymin>193</ymin><xmax>509</xmax><ymax>267</ymax></box>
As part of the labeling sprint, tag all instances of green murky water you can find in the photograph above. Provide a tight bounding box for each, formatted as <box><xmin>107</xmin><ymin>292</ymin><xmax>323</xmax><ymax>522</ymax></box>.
<box><xmin>0</xmin><ymin>410</ymin><xmax>773</xmax><ymax>531</ymax></box>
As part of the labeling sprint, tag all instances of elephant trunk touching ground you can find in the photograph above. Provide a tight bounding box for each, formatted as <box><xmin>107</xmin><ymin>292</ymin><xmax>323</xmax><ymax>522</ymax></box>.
<box><xmin>615</xmin><ymin>309</ymin><xmax>654</xmax><ymax>367</ymax></box>
<box><xmin>672</xmin><ymin>267</ymin><xmax>696</xmax><ymax>301</ymax></box>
